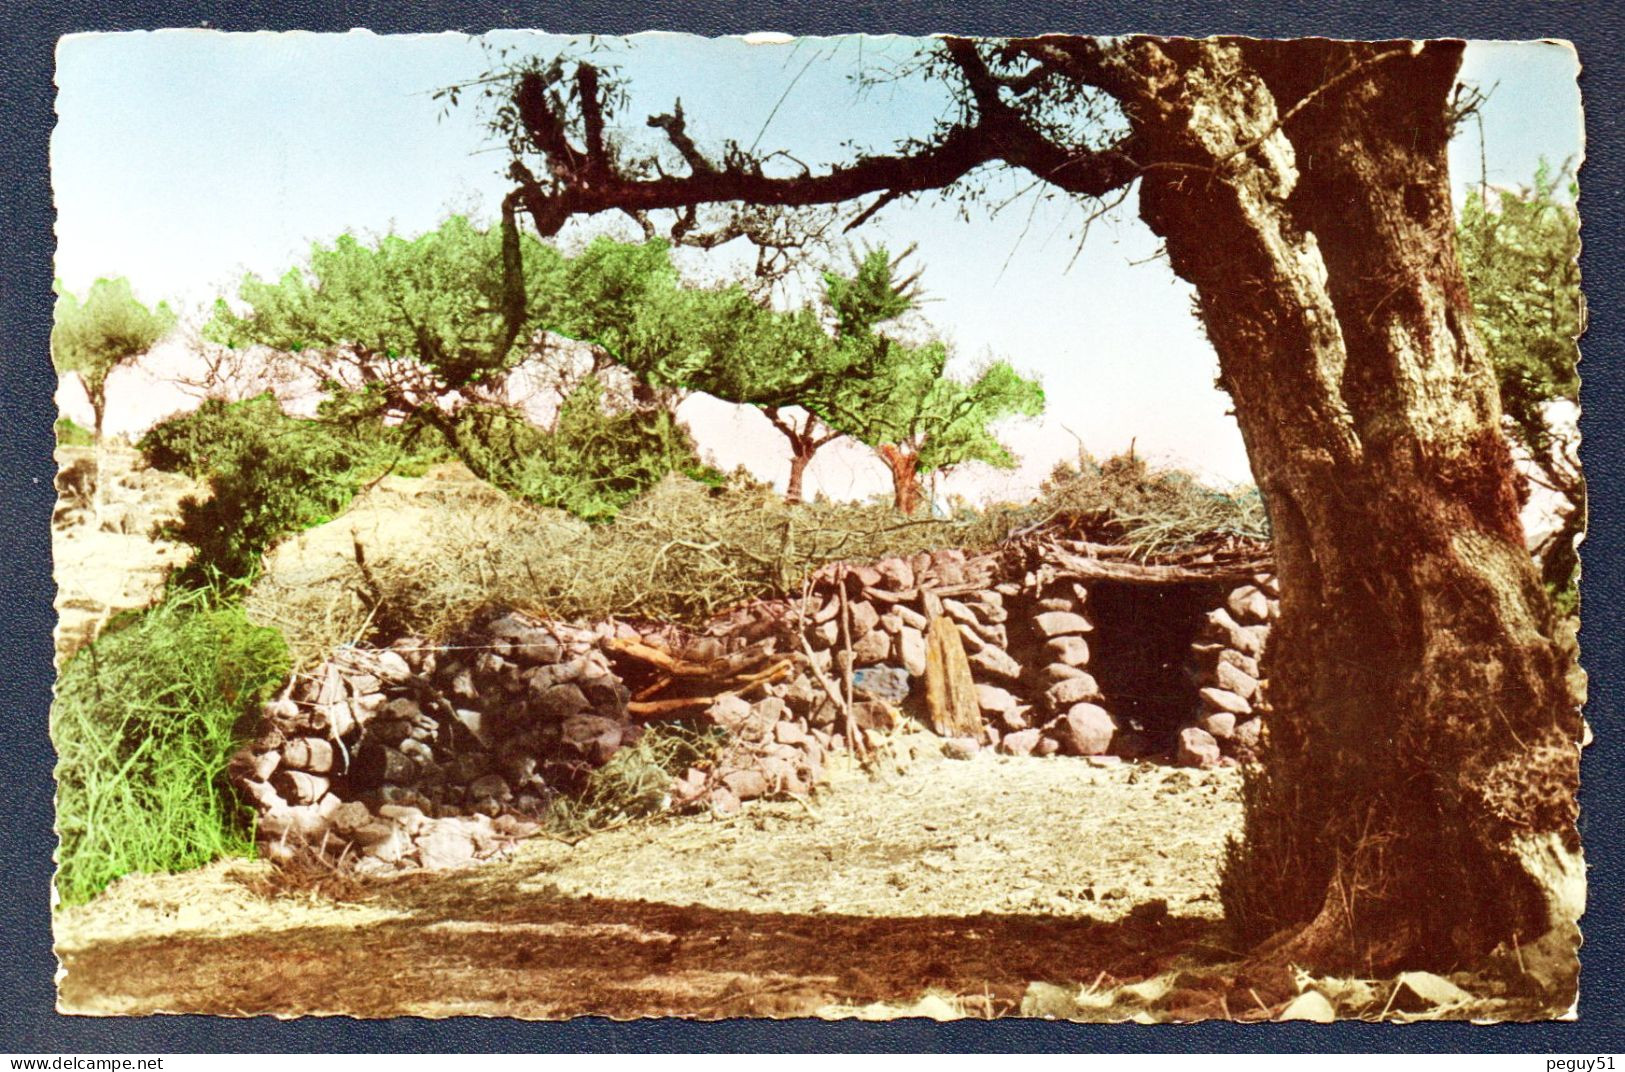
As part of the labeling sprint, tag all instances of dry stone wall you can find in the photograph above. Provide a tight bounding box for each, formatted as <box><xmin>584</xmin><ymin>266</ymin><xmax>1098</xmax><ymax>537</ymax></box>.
<box><xmin>232</xmin><ymin>538</ymin><xmax>1279</xmax><ymax>874</ymax></box>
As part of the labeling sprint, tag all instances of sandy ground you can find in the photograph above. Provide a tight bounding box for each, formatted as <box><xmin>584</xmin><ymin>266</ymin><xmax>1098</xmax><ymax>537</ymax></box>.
<box><xmin>56</xmin><ymin>745</ymin><xmax>1248</xmax><ymax>1019</ymax></box>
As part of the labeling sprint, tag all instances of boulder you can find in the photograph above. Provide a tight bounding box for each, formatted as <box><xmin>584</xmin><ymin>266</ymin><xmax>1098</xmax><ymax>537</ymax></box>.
<box><xmin>967</xmin><ymin>644</ymin><xmax>1023</xmax><ymax>682</ymax></box>
<box><xmin>1198</xmin><ymin>712</ymin><xmax>1237</xmax><ymax>740</ymax></box>
<box><xmin>707</xmin><ymin>693</ymin><xmax>755</xmax><ymax>730</ymax></box>
<box><xmin>722</xmin><ymin>768</ymin><xmax>770</xmax><ymax>801</ymax></box>
<box><xmin>1211</xmin><ymin>659</ymin><xmax>1258</xmax><ymax>701</ymax></box>
<box><xmin>873</xmin><ymin>556</ymin><xmax>915</xmax><ymax>590</ymax></box>
<box><xmin>1199</xmin><ymin>686</ymin><xmax>1252</xmax><ymax>717</ymax></box>
<box><xmin>851</xmin><ymin>628</ymin><xmax>893</xmax><ymax>665</ymax></box>
<box><xmin>1033</xmin><ymin>611</ymin><xmax>1094</xmax><ymax>638</ymax></box>
<box><xmin>533</xmin><ymin>682</ymin><xmax>591</xmax><ymax>721</ymax></box>
<box><xmin>417</xmin><ymin>824</ymin><xmax>477</xmax><ymax>869</ymax></box>
<box><xmin>897</xmin><ymin>626</ymin><xmax>928</xmax><ymax>677</ymax></box>
<box><xmin>1176</xmin><ymin>727</ymin><xmax>1222</xmax><ymax>768</ymax></box>
<box><xmin>942</xmin><ymin>736</ymin><xmax>980</xmax><ymax>760</ymax></box>
<box><xmin>1052</xmin><ymin>703</ymin><xmax>1117</xmax><ymax>756</ymax></box>
<box><xmin>998</xmin><ymin>728</ymin><xmax>1042</xmax><ymax>756</ymax></box>
<box><xmin>1044</xmin><ymin>673</ymin><xmax>1103</xmax><ymax>711</ymax></box>
<box><xmin>1226</xmin><ymin>585</ymin><xmax>1272</xmax><ymax>624</ymax></box>
<box><xmin>848</xmin><ymin>599</ymin><xmax>881</xmax><ymax>637</ymax></box>
<box><xmin>853</xmin><ymin>665</ymin><xmax>910</xmax><ymax>704</ymax></box>
<box><xmin>1041</xmin><ymin>662</ymin><xmax>1087</xmax><ymax>684</ymax></box>
<box><xmin>849</xmin><ymin>700</ymin><xmax>896</xmax><ymax>732</ymax></box>
<box><xmin>1218</xmin><ymin>648</ymin><xmax>1261</xmax><ymax>679</ymax></box>
<box><xmin>975</xmin><ymin>683</ymin><xmax>1019</xmax><ymax>715</ymax></box>
<box><xmin>1233</xmin><ymin>717</ymin><xmax>1264</xmax><ymax>750</ymax></box>
<box><xmin>940</xmin><ymin>599</ymin><xmax>979</xmax><ymax>627</ymax></box>
<box><xmin>1045</xmin><ymin>635</ymin><xmax>1092</xmax><ymax>667</ymax></box>
<box><xmin>468</xmin><ymin>773</ymin><xmax>512</xmax><ymax>802</ymax></box>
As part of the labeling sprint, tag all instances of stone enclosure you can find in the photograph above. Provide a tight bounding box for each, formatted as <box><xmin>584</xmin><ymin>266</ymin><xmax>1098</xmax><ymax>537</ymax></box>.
<box><xmin>233</xmin><ymin>534</ymin><xmax>1279</xmax><ymax>874</ymax></box>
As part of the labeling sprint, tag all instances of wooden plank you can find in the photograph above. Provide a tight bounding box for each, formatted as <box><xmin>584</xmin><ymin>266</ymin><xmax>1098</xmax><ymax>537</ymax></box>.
<box><xmin>924</xmin><ymin>615</ymin><xmax>982</xmax><ymax>738</ymax></box>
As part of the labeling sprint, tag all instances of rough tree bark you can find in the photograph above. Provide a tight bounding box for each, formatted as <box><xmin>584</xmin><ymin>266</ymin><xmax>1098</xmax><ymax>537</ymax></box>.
<box><xmin>494</xmin><ymin>35</ymin><xmax>1584</xmax><ymax>979</ymax></box>
<box><xmin>877</xmin><ymin>444</ymin><xmax>923</xmax><ymax>515</ymax></box>
<box><xmin>1091</xmin><ymin>37</ymin><xmax>1582</xmax><ymax>974</ymax></box>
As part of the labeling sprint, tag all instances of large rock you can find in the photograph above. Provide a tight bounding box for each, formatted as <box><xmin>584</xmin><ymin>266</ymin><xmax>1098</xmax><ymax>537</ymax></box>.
<box><xmin>722</xmin><ymin>768</ymin><xmax>769</xmax><ymax>801</ymax></box>
<box><xmin>942</xmin><ymin>736</ymin><xmax>981</xmax><ymax>760</ymax></box>
<box><xmin>999</xmin><ymin>728</ymin><xmax>1043</xmax><ymax>756</ymax></box>
<box><xmin>533</xmin><ymin>682</ymin><xmax>590</xmax><ymax>721</ymax></box>
<box><xmin>1226</xmin><ymin>585</ymin><xmax>1272</xmax><ymax>624</ymax></box>
<box><xmin>873</xmin><ymin>556</ymin><xmax>915</xmax><ymax>591</ymax></box>
<box><xmin>1041</xmin><ymin>662</ymin><xmax>1087</xmax><ymax>684</ymax></box>
<box><xmin>851</xmin><ymin>628</ymin><xmax>893</xmax><ymax>665</ymax></box>
<box><xmin>417</xmin><ymin>824</ymin><xmax>477</xmax><ymax>869</ymax></box>
<box><xmin>1211</xmin><ymin>659</ymin><xmax>1258</xmax><ymax>701</ymax></box>
<box><xmin>1045</xmin><ymin>673</ymin><xmax>1103</xmax><ymax>711</ymax></box>
<box><xmin>975</xmin><ymin>683</ymin><xmax>1019</xmax><ymax>715</ymax></box>
<box><xmin>897</xmin><ymin>626</ymin><xmax>928</xmax><ymax>676</ymax></box>
<box><xmin>1198</xmin><ymin>711</ymin><xmax>1237</xmax><ymax>740</ymax></box>
<box><xmin>967</xmin><ymin>644</ymin><xmax>1023</xmax><ymax>682</ymax></box>
<box><xmin>707</xmin><ymin>693</ymin><xmax>754</xmax><ymax>730</ymax></box>
<box><xmin>1045</xmin><ymin>635</ymin><xmax>1092</xmax><ymax>667</ymax></box>
<box><xmin>1233</xmin><ymin>717</ymin><xmax>1264</xmax><ymax>750</ymax></box>
<box><xmin>1033</xmin><ymin>611</ymin><xmax>1094</xmax><ymax>638</ymax></box>
<box><xmin>1051</xmin><ymin>704</ymin><xmax>1116</xmax><ymax>756</ymax></box>
<box><xmin>1199</xmin><ymin>686</ymin><xmax>1252</xmax><ymax>717</ymax></box>
<box><xmin>853</xmin><ymin>665</ymin><xmax>910</xmax><ymax>704</ymax></box>
<box><xmin>1176</xmin><ymin>727</ymin><xmax>1222</xmax><ymax>768</ymax></box>
<box><xmin>1218</xmin><ymin>648</ymin><xmax>1261</xmax><ymax>679</ymax></box>
<box><xmin>848</xmin><ymin>599</ymin><xmax>881</xmax><ymax>637</ymax></box>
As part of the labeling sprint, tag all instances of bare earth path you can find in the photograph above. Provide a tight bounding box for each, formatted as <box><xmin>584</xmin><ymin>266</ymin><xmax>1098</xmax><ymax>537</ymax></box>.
<box><xmin>56</xmin><ymin>745</ymin><xmax>1244</xmax><ymax>1019</ymax></box>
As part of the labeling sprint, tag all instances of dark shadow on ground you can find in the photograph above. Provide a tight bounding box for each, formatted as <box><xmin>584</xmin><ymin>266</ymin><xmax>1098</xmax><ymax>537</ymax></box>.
<box><xmin>57</xmin><ymin>864</ymin><xmax>1223</xmax><ymax>1019</ymax></box>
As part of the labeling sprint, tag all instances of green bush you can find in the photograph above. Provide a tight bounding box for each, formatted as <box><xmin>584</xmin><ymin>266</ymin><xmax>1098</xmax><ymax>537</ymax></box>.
<box><xmin>139</xmin><ymin>393</ymin><xmax>451</xmax><ymax>586</ymax></box>
<box><xmin>456</xmin><ymin>378</ymin><xmax>721</xmax><ymax>522</ymax></box>
<box><xmin>52</xmin><ymin>587</ymin><xmax>290</xmax><ymax>905</ymax></box>
<box><xmin>54</xmin><ymin>416</ymin><xmax>96</xmax><ymax>448</ymax></box>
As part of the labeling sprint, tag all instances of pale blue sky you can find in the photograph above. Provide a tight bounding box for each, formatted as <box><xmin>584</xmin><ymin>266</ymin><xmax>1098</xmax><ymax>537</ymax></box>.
<box><xmin>52</xmin><ymin>32</ymin><xmax>1582</xmax><ymax>495</ymax></box>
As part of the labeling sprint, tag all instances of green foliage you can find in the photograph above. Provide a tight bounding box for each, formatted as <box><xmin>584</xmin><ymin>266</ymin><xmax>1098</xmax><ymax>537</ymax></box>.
<box><xmin>207</xmin><ymin>216</ymin><xmax>564</xmax><ymax>388</ymax></box>
<box><xmin>815</xmin><ymin>250</ymin><xmax>1045</xmax><ymax>498</ymax></box>
<box><xmin>139</xmin><ymin>394</ymin><xmax>450</xmax><ymax>586</ymax></box>
<box><xmin>452</xmin><ymin>377</ymin><xmax>720</xmax><ymax>521</ymax></box>
<box><xmin>54</xmin><ymin>416</ymin><xmax>96</xmax><ymax>448</ymax></box>
<box><xmin>52</xmin><ymin>586</ymin><xmax>290</xmax><ymax>904</ymax></box>
<box><xmin>52</xmin><ymin>278</ymin><xmax>175</xmax><ymax>437</ymax></box>
<box><xmin>1457</xmin><ymin>160</ymin><xmax>1583</xmax><ymax>604</ymax></box>
<box><xmin>1458</xmin><ymin>161</ymin><xmax>1581</xmax><ymax>465</ymax></box>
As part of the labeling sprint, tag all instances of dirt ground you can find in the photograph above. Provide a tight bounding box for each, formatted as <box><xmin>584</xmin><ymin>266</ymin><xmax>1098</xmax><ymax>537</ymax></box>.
<box><xmin>56</xmin><ymin>743</ymin><xmax>1249</xmax><ymax>1020</ymax></box>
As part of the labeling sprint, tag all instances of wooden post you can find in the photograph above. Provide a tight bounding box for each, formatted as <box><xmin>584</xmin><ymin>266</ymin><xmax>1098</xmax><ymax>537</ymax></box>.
<box><xmin>924</xmin><ymin>616</ymin><xmax>981</xmax><ymax>738</ymax></box>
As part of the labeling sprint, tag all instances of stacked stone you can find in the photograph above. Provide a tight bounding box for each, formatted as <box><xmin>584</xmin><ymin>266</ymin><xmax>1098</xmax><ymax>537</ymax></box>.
<box><xmin>668</xmin><ymin>693</ymin><xmax>833</xmax><ymax>815</ymax></box>
<box><xmin>1177</xmin><ymin>574</ymin><xmax>1280</xmax><ymax>767</ymax></box>
<box><xmin>232</xmin><ymin>612</ymin><xmax>638</xmax><ymax>873</ymax></box>
<box><xmin>976</xmin><ymin>576</ymin><xmax>1127</xmax><ymax>761</ymax></box>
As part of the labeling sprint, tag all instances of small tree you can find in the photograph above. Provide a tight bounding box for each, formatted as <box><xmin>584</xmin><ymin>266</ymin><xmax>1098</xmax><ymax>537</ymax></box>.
<box><xmin>1458</xmin><ymin>161</ymin><xmax>1583</xmax><ymax>609</ymax></box>
<box><xmin>816</xmin><ymin>250</ymin><xmax>1045</xmax><ymax>513</ymax></box>
<box><xmin>51</xmin><ymin>278</ymin><xmax>175</xmax><ymax>516</ymax></box>
<box><xmin>206</xmin><ymin>218</ymin><xmax>709</xmax><ymax>516</ymax></box>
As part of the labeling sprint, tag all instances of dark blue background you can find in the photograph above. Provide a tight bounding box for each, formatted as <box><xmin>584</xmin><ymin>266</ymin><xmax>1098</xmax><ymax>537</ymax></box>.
<box><xmin>3</xmin><ymin>1</ymin><xmax>1620</xmax><ymax>1053</ymax></box>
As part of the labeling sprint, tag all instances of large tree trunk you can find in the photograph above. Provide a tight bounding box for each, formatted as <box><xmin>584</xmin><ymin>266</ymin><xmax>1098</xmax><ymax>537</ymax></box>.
<box><xmin>785</xmin><ymin>446</ymin><xmax>812</xmax><ymax>506</ymax></box>
<box><xmin>1123</xmin><ymin>38</ymin><xmax>1582</xmax><ymax>977</ymax></box>
<box><xmin>878</xmin><ymin>444</ymin><xmax>923</xmax><ymax>514</ymax></box>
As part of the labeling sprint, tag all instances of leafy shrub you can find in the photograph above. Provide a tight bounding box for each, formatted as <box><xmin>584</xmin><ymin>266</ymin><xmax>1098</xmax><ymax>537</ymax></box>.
<box><xmin>139</xmin><ymin>393</ymin><xmax>451</xmax><ymax>586</ymax></box>
<box><xmin>52</xmin><ymin>586</ymin><xmax>290</xmax><ymax>904</ymax></box>
<box><xmin>54</xmin><ymin>416</ymin><xmax>96</xmax><ymax>448</ymax></box>
<box><xmin>448</xmin><ymin>377</ymin><xmax>720</xmax><ymax>522</ymax></box>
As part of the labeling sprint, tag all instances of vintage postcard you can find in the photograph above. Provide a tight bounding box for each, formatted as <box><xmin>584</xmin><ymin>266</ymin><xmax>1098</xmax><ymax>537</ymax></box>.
<box><xmin>49</xmin><ymin>30</ymin><xmax>1584</xmax><ymax>1021</ymax></box>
